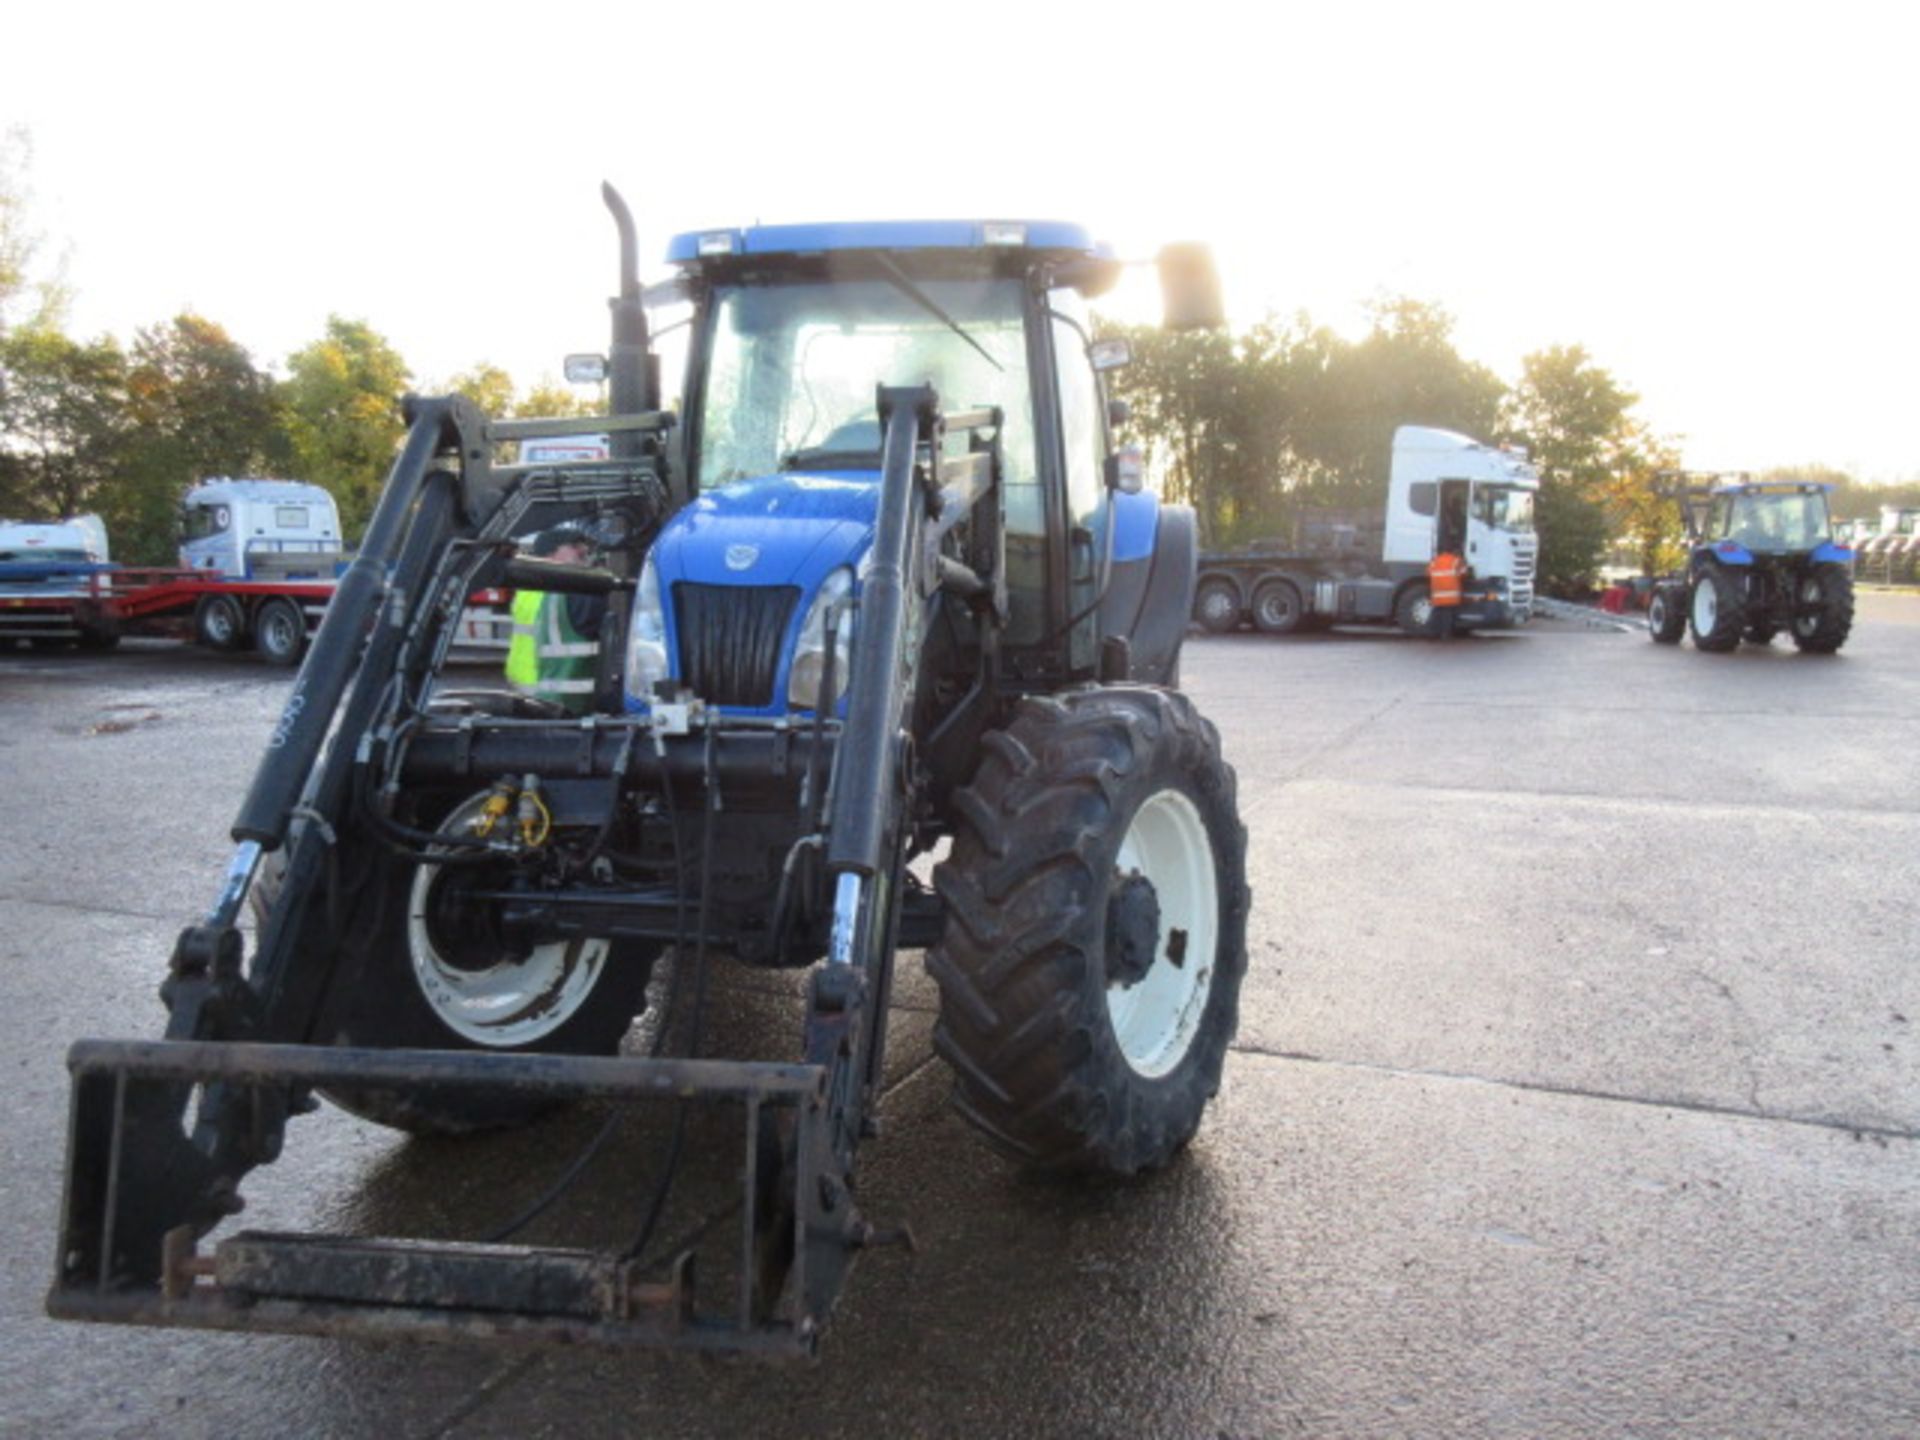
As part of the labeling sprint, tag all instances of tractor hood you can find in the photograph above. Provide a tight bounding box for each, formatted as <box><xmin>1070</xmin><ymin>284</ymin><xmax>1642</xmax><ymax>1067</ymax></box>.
<box><xmin>650</xmin><ymin>470</ymin><xmax>878</xmax><ymax>590</ymax></box>
<box><xmin>631</xmin><ymin>469</ymin><xmax>878</xmax><ymax>717</ymax></box>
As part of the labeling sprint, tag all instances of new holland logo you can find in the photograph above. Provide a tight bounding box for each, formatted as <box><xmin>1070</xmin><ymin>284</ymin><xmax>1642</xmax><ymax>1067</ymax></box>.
<box><xmin>724</xmin><ymin>544</ymin><xmax>759</xmax><ymax>572</ymax></box>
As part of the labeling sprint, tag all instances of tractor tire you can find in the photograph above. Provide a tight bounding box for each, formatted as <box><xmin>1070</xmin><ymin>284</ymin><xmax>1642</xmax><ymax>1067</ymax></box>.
<box><xmin>253</xmin><ymin>598</ymin><xmax>306</xmax><ymax>666</ymax></box>
<box><xmin>251</xmin><ymin>792</ymin><xmax>659</xmax><ymax>1135</ymax></box>
<box><xmin>1790</xmin><ymin>563</ymin><xmax>1854</xmax><ymax>654</ymax></box>
<box><xmin>1688</xmin><ymin>568</ymin><xmax>1743</xmax><ymax>652</ymax></box>
<box><xmin>928</xmin><ymin>687</ymin><xmax>1249</xmax><ymax>1174</ymax></box>
<box><xmin>1250</xmin><ymin>578</ymin><xmax>1305</xmax><ymax>635</ymax></box>
<box><xmin>195</xmin><ymin>594</ymin><xmax>249</xmax><ymax>652</ymax></box>
<box><xmin>1394</xmin><ymin>583</ymin><xmax>1434</xmax><ymax>637</ymax></box>
<box><xmin>1647</xmin><ymin>585</ymin><xmax>1686</xmax><ymax>644</ymax></box>
<box><xmin>1193</xmin><ymin>579</ymin><xmax>1241</xmax><ymax>634</ymax></box>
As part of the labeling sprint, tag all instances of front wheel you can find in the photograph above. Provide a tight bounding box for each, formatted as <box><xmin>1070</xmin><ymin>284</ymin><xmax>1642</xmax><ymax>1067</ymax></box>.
<box><xmin>195</xmin><ymin>594</ymin><xmax>248</xmax><ymax>652</ymax></box>
<box><xmin>928</xmin><ymin>687</ymin><xmax>1249</xmax><ymax>1174</ymax></box>
<box><xmin>1647</xmin><ymin>586</ymin><xmax>1686</xmax><ymax>644</ymax></box>
<box><xmin>252</xmin><ymin>792</ymin><xmax>659</xmax><ymax>1134</ymax></box>
<box><xmin>1395</xmin><ymin>583</ymin><xmax>1434</xmax><ymax>637</ymax></box>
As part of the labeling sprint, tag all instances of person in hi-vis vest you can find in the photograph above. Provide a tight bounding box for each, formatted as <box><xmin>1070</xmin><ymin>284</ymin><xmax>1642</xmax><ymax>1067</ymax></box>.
<box><xmin>505</xmin><ymin>525</ymin><xmax>603</xmax><ymax>709</ymax></box>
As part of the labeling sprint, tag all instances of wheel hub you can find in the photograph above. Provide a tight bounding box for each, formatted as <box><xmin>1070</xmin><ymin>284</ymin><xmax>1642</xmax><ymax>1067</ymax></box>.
<box><xmin>421</xmin><ymin>865</ymin><xmax>532</xmax><ymax>972</ymax></box>
<box><xmin>1105</xmin><ymin>870</ymin><xmax>1162</xmax><ymax>989</ymax></box>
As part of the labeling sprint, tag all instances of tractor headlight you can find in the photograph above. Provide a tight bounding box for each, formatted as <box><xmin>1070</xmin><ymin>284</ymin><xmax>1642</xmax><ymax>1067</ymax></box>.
<box><xmin>787</xmin><ymin>567</ymin><xmax>855</xmax><ymax>712</ymax></box>
<box><xmin>624</xmin><ymin>556</ymin><xmax>670</xmax><ymax>702</ymax></box>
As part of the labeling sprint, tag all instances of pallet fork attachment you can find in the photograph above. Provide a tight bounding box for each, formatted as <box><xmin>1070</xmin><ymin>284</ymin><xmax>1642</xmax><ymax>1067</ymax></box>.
<box><xmin>48</xmin><ymin>1041</ymin><xmax>864</xmax><ymax>1353</ymax></box>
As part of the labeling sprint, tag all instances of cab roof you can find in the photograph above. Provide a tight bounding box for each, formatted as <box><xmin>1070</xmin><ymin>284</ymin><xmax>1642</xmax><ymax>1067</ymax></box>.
<box><xmin>666</xmin><ymin>221</ymin><xmax>1121</xmax><ymax>294</ymax></box>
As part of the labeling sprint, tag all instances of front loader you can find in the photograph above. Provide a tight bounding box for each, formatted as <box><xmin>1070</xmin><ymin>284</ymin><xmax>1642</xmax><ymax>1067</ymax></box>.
<box><xmin>49</xmin><ymin>194</ymin><xmax>1250</xmax><ymax>1355</ymax></box>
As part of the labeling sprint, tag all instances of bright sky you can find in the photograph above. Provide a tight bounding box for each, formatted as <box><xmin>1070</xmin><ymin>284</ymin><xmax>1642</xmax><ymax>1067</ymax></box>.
<box><xmin>7</xmin><ymin>1</ymin><xmax>1915</xmax><ymax>480</ymax></box>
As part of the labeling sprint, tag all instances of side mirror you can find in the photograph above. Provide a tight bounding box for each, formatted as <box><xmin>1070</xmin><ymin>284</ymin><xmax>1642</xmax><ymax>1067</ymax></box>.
<box><xmin>1089</xmin><ymin>337</ymin><xmax>1133</xmax><ymax>373</ymax></box>
<box><xmin>564</xmin><ymin>354</ymin><xmax>609</xmax><ymax>384</ymax></box>
<box><xmin>1158</xmin><ymin>243</ymin><xmax>1226</xmax><ymax>331</ymax></box>
<box><xmin>1105</xmin><ymin>445</ymin><xmax>1145</xmax><ymax>495</ymax></box>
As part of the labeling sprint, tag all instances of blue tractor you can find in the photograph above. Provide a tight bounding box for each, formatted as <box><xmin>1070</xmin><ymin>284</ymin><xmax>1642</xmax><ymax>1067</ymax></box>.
<box><xmin>51</xmin><ymin>192</ymin><xmax>1250</xmax><ymax>1354</ymax></box>
<box><xmin>1647</xmin><ymin>477</ymin><xmax>1855</xmax><ymax>653</ymax></box>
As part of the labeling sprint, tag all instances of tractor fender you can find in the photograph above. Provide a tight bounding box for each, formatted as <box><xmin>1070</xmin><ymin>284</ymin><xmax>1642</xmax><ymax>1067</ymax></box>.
<box><xmin>1100</xmin><ymin>495</ymin><xmax>1195</xmax><ymax>684</ymax></box>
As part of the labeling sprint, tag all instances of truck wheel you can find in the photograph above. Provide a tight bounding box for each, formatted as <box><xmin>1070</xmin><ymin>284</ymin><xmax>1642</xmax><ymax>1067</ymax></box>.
<box><xmin>253</xmin><ymin>597</ymin><xmax>306</xmax><ymax>666</ymax></box>
<box><xmin>928</xmin><ymin>687</ymin><xmax>1249</xmax><ymax>1174</ymax></box>
<box><xmin>195</xmin><ymin>594</ymin><xmax>249</xmax><ymax>652</ymax></box>
<box><xmin>251</xmin><ymin>793</ymin><xmax>659</xmax><ymax>1135</ymax></box>
<box><xmin>1250</xmin><ymin>578</ymin><xmax>1304</xmax><ymax>635</ymax></box>
<box><xmin>1688</xmin><ymin>568</ymin><xmax>1743</xmax><ymax>651</ymax></box>
<box><xmin>76</xmin><ymin>626</ymin><xmax>120</xmax><ymax>651</ymax></box>
<box><xmin>1193</xmin><ymin>579</ymin><xmax>1241</xmax><ymax>634</ymax></box>
<box><xmin>1790</xmin><ymin>562</ymin><xmax>1854</xmax><ymax>653</ymax></box>
<box><xmin>1647</xmin><ymin>586</ymin><xmax>1686</xmax><ymax>644</ymax></box>
<box><xmin>1394</xmin><ymin>583</ymin><xmax>1434</xmax><ymax>636</ymax></box>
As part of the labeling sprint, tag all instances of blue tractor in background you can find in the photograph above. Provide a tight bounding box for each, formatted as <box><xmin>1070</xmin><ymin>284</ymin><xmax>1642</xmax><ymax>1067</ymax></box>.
<box><xmin>51</xmin><ymin>192</ymin><xmax>1250</xmax><ymax>1355</ymax></box>
<box><xmin>1647</xmin><ymin>476</ymin><xmax>1855</xmax><ymax>653</ymax></box>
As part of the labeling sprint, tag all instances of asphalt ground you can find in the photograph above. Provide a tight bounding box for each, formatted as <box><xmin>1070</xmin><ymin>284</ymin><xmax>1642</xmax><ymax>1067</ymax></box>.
<box><xmin>1</xmin><ymin>594</ymin><xmax>1915</xmax><ymax>1438</ymax></box>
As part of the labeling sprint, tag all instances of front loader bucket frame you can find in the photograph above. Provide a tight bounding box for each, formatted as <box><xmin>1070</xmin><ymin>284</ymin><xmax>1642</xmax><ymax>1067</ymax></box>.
<box><xmin>50</xmin><ymin>1041</ymin><xmax>840</xmax><ymax>1353</ymax></box>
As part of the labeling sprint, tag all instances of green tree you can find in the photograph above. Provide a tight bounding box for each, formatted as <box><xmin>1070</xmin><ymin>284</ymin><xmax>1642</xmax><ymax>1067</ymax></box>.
<box><xmin>515</xmin><ymin>381</ymin><xmax>599</xmax><ymax>420</ymax></box>
<box><xmin>0</xmin><ymin>127</ymin><xmax>68</xmax><ymax>336</ymax></box>
<box><xmin>282</xmin><ymin>316</ymin><xmax>410</xmax><ymax>538</ymax></box>
<box><xmin>1503</xmin><ymin>346</ymin><xmax>1649</xmax><ymax>595</ymax></box>
<box><xmin>98</xmin><ymin>314</ymin><xmax>289</xmax><ymax>561</ymax></box>
<box><xmin>446</xmin><ymin>362</ymin><xmax>515</xmax><ymax>418</ymax></box>
<box><xmin>0</xmin><ymin>325</ymin><xmax>129</xmax><ymax>519</ymax></box>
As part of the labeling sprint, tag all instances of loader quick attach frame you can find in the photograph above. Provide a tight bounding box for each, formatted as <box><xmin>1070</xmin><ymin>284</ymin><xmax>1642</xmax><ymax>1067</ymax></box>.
<box><xmin>49</xmin><ymin>383</ymin><xmax>1005</xmax><ymax>1354</ymax></box>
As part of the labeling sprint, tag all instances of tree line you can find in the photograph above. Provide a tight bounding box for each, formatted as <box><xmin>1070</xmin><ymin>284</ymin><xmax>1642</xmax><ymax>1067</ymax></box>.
<box><xmin>5</xmin><ymin>131</ymin><xmax>1911</xmax><ymax>589</ymax></box>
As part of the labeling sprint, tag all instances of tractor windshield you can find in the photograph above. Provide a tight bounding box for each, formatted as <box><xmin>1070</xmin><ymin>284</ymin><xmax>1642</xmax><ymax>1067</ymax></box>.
<box><xmin>696</xmin><ymin>277</ymin><xmax>1034</xmax><ymax>496</ymax></box>
<box><xmin>1715</xmin><ymin>490</ymin><xmax>1831</xmax><ymax>552</ymax></box>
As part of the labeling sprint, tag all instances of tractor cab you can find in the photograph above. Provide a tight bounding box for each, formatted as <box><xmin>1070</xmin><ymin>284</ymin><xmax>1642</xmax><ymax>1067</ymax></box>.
<box><xmin>1702</xmin><ymin>482</ymin><xmax>1837</xmax><ymax>558</ymax></box>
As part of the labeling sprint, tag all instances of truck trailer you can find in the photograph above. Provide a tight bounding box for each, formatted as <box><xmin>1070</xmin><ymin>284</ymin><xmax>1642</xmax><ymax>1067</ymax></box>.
<box><xmin>1193</xmin><ymin>426</ymin><xmax>1540</xmax><ymax>636</ymax></box>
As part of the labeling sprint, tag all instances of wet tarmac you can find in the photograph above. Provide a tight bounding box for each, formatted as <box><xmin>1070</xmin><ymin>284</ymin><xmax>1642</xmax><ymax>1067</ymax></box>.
<box><xmin>2</xmin><ymin>596</ymin><xmax>1916</xmax><ymax>1437</ymax></box>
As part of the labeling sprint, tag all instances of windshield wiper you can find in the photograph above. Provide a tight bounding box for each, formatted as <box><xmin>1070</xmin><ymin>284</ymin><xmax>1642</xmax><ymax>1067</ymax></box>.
<box><xmin>873</xmin><ymin>255</ymin><xmax>1004</xmax><ymax>374</ymax></box>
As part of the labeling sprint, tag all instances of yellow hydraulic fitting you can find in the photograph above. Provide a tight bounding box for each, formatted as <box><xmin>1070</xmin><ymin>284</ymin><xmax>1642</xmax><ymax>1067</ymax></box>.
<box><xmin>516</xmin><ymin>774</ymin><xmax>552</xmax><ymax>848</ymax></box>
<box><xmin>473</xmin><ymin>778</ymin><xmax>518</xmax><ymax>839</ymax></box>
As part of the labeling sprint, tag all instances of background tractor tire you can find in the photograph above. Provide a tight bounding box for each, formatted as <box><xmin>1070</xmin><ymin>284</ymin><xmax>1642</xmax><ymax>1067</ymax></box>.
<box><xmin>1688</xmin><ymin>568</ymin><xmax>1743</xmax><ymax>652</ymax></box>
<box><xmin>253</xmin><ymin>597</ymin><xmax>307</xmax><ymax>666</ymax></box>
<box><xmin>1647</xmin><ymin>586</ymin><xmax>1686</xmax><ymax>644</ymax></box>
<box><xmin>1395</xmin><ymin>583</ymin><xmax>1434</xmax><ymax>637</ymax></box>
<box><xmin>1193</xmin><ymin>579</ymin><xmax>1241</xmax><ymax>634</ymax></box>
<box><xmin>1790</xmin><ymin>562</ymin><xmax>1854</xmax><ymax>654</ymax></box>
<box><xmin>195</xmin><ymin>594</ymin><xmax>248</xmax><ymax>652</ymax></box>
<box><xmin>928</xmin><ymin>687</ymin><xmax>1249</xmax><ymax>1175</ymax></box>
<box><xmin>1250</xmin><ymin>578</ymin><xmax>1305</xmax><ymax>636</ymax></box>
<box><xmin>251</xmin><ymin>796</ymin><xmax>658</xmax><ymax>1135</ymax></box>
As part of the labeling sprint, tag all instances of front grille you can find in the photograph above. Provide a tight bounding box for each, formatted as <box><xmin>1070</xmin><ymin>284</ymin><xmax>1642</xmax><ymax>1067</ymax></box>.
<box><xmin>673</xmin><ymin>582</ymin><xmax>800</xmax><ymax>707</ymax></box>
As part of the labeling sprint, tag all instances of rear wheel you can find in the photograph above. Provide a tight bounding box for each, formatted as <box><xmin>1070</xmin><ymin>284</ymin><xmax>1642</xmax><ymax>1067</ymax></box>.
<box><xmin>1688</xmin><ymin>567</ymin><xmax>1743</xmax><ymax>651</ymax></box>
<box><xmin>1193</xmin><ymin>579</ymin><xmax>1241</xmax><ymax>634</ymax></box>
<box><xmin>252</xmin><ymin>792</ymin><xmax>659</xmax><ymax>1134</ymax></box>
<box><xmin>1647</xmin><ymin>586</ymin><xmax>1686</xmax><ymax>644</ymax></box>
<box><xmin>195</xmin><ymin>594</ymin><xmax>248</xmax><ymax>651</ymax></box>
<box><xmin>928</xmin><ymin>687</ymin><xmax>1249</xmax><ymax>1174</ymax></box>
<box><xmin>1250</xmin><ymin>578</ymin><xmax>1304</xmax><ymax>635</ymax></box>
<box><xmin>1790</xmin><ymin>563</ymin><xmax>1854</xmax><ymax>653</ymax></box>
<box><xmin>254</xmin><ymin>598</ymin><xmax>306</xmax><ymax>666</ymax></box>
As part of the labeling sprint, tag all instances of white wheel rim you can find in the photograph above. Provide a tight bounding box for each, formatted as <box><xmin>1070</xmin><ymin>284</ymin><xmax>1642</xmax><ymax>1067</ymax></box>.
<box><xmin>1411</xmin><ymin>596</ymin><xmax>1433</xmax><ymax>627</ymax></box>
<box><xmin>1692</xmin><ymin>581</ymin><xmax>1717</xmax><ymax>632</ymax></box>
<box><xmin>1258</xmin><ymin>590</ymin><xmax>1291</xmax><ymax>626</ymax></box>
<box><xmin>407</xmin><ymin>793</ymin><xmax>610</xmax><ymax>1046</ymax></box>
<box><xmin>1106</xmin><ymin>788</ymin><xmax>1219</xmax><ymax>1078</ymax></box>
<box><xmin>1201</xmin><ymin>589</ymin><xmax>1234</xmax><ymax>623</ymax></box>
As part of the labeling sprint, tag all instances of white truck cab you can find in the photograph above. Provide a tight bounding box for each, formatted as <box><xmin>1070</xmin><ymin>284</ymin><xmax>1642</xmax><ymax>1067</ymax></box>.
<box><xmin>1384</xmin><ymin>425</ymin><xmax>1541</xmax><ymax>621</ymax></box>
<box><xmin>179</xmin><ymin>479</ymin><xmax>343</xmax><ymax>581</ymax></box>
<box><xmin>0</xmin><ymin>514</ymin><xmax>110</xmax><ymax>565</ymax></box>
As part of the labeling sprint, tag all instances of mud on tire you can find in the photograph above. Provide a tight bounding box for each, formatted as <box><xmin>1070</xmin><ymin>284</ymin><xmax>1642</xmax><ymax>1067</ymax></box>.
<box><xmin>927</xmin><ymin>687</ymin><xmax>1249</xmax><ymax>1174</ymax></box>
<box><xmin>1790</xmin><ymin>562</ymin><xmax>1854</xmax><ymax>654</ymax></box>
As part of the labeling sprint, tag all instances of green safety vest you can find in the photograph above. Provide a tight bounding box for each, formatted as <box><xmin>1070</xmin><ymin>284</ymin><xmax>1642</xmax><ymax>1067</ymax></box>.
<box><xmin>505</xmin><ymin>589</ymin><xmax>541</xmax><ymax>690</ymax></box>
<box><xmin>534</xmin><ymin>593</ymin><xmax>599</xmax><ymax>712</ymax></box>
